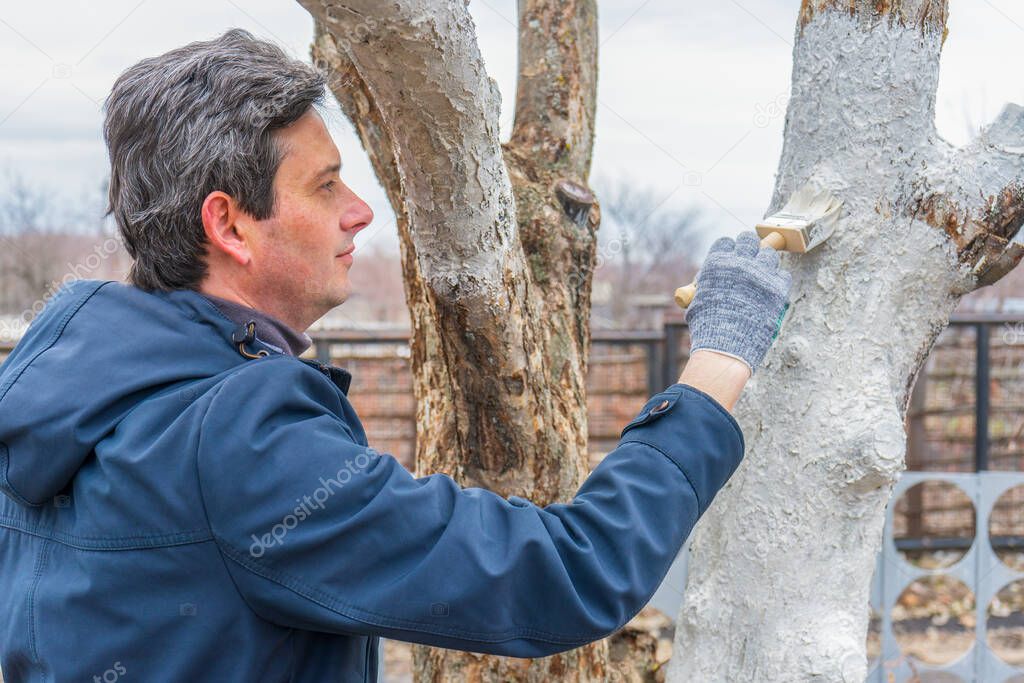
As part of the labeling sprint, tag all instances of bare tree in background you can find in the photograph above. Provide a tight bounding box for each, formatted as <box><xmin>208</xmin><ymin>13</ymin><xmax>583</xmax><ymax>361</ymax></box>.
<box><xmin>668</xmin><ymin>2</ymin><xmax>1024</xmax><ymax>680</ymax></box>
<box><xmin>0</xmin><ymin>173</ymin><xmax>70</xmax><ymax>314</ymax></box>
<box><xmin>296</xmin><ymin>1</ymin><xmax>667</xmax><ymax>680</ymax></box>
<box><xmin>596</xmin><ymin>180</ymin><xmax>702</xmax><ymax>328</ymax></box>
<box><xmin>0</xmin><ymin>173</ymin><xmax>127</xmax><ymax>326</ymax></box>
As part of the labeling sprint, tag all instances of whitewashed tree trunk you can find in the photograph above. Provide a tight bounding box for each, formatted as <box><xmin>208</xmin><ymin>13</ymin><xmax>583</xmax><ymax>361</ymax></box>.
<box><xmin>668</xmin><ymin>2</ymin><xmax>1024</xmax><ymax>681</ymax></box>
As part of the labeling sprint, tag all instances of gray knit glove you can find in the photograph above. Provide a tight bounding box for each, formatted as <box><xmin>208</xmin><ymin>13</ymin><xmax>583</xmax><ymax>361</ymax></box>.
<box><xmin>685</xmin><ymin>231</ymin><xmax>792</xmax><ymax>375</ymax></box>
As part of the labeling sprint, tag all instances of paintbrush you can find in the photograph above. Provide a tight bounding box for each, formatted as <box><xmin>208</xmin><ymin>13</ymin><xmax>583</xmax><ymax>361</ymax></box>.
<box><xmin>674</xmin><ymin>182</ymin><xmax>843</xmax><ymax>309</ymax></box>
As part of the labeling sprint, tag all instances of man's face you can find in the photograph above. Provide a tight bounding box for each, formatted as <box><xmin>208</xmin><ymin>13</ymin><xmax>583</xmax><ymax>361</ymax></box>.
<box><xmin>245</xmin><ymin>108</ymin><xmax>373</xmax><ymax>319</ymax></box>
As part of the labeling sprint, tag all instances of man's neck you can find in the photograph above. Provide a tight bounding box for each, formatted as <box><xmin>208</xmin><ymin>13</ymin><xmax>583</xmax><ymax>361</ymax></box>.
<box><xmin>197</xmin><ymin>282</ymin><xmax>313</xmax><ymax>357</ymax></box>
<box><xmin>198</xmin><ymin>281</ymin><xmax>309</xmax><ymax>333</ymax></box>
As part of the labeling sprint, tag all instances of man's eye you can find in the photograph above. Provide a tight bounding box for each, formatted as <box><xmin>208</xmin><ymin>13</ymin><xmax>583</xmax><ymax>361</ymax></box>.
<box><xmin>321</xmin><ymin>180</ymin><xmax>337</xmax><ymax>191</ymax></box>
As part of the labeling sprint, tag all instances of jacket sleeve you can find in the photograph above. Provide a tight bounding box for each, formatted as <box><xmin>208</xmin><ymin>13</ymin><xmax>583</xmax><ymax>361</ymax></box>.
<box><xmin>195</xmin><ymin>358</ymin><xmax>745</xmax><ymax>657</ymax></box>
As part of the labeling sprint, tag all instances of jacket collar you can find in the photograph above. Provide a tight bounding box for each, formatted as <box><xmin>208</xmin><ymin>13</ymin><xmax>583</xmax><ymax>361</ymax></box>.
<box><xmin>164</xmin><ymin>287</ymin><xmax>352</xmax><ymax>396</ymax></box>
<box><xmin>199</xmin><ymin>291</ymin><xmax>313</xmax><ymax>357</ymax></box>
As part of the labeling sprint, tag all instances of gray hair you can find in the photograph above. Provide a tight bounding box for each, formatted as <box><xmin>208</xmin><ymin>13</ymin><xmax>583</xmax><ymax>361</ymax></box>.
<box><xmin>103</xmin><ymin>28</ymin><xmax>326</xmax><ymax>291</ymax></box>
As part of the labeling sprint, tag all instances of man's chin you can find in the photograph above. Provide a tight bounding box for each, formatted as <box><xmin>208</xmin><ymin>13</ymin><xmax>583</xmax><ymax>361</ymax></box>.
<box><xmin>302</xmin><ymin>280</ymin><xmax>349</xmax><ymax>310</ymax></box>
<box><xmin>323</xmin><ymin>283</ymin><xmax>351</xmax><ymax>309</ymax></box>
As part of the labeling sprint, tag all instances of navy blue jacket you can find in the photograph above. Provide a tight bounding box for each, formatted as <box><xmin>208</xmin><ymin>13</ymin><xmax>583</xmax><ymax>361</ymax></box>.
<box><xmin>0</xmin><ymin>279</ymin><xmax>744</xmax><ymax>682</ymax></box>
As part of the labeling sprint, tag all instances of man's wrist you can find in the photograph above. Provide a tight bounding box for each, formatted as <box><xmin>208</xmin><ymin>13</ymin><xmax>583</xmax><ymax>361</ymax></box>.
<box><xmin>677</xmin><ymin>349</ymin><xmax>751</xmax><ymax>413</ymax></box>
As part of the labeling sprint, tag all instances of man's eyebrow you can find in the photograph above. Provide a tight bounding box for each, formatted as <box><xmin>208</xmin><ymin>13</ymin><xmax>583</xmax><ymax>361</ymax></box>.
<box><xmin>313</xmin><ymin>162</ymin><xmax>342</xmax><ymax>179</ymax></box>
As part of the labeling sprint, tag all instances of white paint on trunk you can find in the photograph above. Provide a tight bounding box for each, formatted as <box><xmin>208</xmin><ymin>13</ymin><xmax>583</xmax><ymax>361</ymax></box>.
<box><xmin>665</xmin><ymin>9</ymin><xmax>1018</xmax><ymax>681</ymax></box>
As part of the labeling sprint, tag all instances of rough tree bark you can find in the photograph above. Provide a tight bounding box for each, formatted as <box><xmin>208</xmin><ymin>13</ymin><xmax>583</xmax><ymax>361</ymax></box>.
<box><xmin>668</xmin><ymin>1</ymin><xmax>1024</xmax><ymax>681</ymax></box>
<box><xmin>296</xmin><ymin>1</ymin><xmax>662</xmax><ymax>681</ymax></box>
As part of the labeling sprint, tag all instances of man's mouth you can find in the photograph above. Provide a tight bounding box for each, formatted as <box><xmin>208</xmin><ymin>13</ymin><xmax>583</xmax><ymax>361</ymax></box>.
<box><xmin>337</xmin><ymin>246</ymin><xmax>355</xmax><ymax>264</ymax></box>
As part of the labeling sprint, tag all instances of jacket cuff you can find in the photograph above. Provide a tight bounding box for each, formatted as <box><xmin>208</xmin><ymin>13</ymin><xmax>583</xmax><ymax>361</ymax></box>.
<box><xmin>618</xmin><ymin>383</ymin><xmax>745</xmax><ymax>516</ymax></box>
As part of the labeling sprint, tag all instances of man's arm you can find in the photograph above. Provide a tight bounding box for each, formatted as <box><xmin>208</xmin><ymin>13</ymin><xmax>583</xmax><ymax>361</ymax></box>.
<box><xmin>195</xmin><ymin>357</ymin><xmax>744</xmax><ymax>658</ymax></box>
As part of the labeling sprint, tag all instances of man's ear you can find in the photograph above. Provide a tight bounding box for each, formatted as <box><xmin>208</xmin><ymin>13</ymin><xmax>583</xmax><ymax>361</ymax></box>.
<box><xmin>201</xmin><ymin>191</ymin><xmax>252</xmax><ymax>266</ymax></box>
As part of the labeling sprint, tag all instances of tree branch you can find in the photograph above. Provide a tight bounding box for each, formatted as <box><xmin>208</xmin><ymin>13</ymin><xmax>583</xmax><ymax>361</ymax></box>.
<box><xmin>508</xmin><ymin>0</ymin><xmax>599</xmax><ymax>180</ymax></box>
<box><xmin>298</xmin><ymin>0</ymin><xmax>520</xmax><ymax>303</ymax></box>
<box><xmin>499</xmin><ymin>0</ymin><xmax>601</xmax><ymax>365</ymax></box>
<box><xmin>915</xmin><ymin>103</ymin><xmax>1024</xmax><ymax>290</ymax></box>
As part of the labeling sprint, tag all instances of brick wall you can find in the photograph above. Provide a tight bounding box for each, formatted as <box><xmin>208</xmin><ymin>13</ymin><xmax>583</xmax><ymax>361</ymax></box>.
<box><xmin>324</xmin><ymin>338</ymin><xmax>682</xmax><ymax>471</ymax></box>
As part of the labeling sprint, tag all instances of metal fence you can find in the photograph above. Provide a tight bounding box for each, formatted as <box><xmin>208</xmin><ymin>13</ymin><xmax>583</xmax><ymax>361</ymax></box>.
<box><xmin>870</xmin><ymin>471</ymin><xmax>1024</xmax><ymax>682</ymax></box>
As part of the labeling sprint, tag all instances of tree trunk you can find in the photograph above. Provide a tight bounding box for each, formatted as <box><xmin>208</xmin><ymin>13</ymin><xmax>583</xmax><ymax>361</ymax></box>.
<box><xmin>668</xmin><ymin>2</ymin><xmax>1024</xmax><ymax>680</ymax></box>
<box><xmin>297</xmin><ymin>1</ymin><xmax>661</xmax><ymax>680</ymax></box>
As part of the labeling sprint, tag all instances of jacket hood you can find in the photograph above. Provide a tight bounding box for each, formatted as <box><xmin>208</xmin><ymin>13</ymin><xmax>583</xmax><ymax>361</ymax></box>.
<box><xmin>0</xmin><ymin>279</ymin><xmax>267</xmax><ymax>506</ymax></box>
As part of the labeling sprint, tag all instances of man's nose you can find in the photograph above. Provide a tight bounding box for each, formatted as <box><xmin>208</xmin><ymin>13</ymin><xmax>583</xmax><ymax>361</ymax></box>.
<box><xmin>342</xmin><ymin>187</ymin><xmax>374</xmax><ymax>235</ymax></box>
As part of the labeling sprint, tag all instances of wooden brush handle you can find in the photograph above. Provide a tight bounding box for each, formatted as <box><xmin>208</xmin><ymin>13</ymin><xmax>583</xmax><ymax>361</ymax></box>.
<box><xmin>674</xmin><ymin>231</ymin><xmax>786</xmax><ymax>309</ymax></box>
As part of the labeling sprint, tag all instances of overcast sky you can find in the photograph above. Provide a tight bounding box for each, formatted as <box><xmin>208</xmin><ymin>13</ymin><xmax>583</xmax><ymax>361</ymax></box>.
<box><xmin>1</xmin><ymin>0</ymin><xmax>1021</xmax><ymax>256</ymax></box>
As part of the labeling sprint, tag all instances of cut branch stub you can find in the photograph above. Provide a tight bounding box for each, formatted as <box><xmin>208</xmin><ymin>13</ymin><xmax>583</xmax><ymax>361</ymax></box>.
<box><xmin>799</xmin><ymin>0</ymin><xmax>949</xmax><ymax>33</ymax></box>
<box><xmin>963</xmin><ymin>105</ymin><xmax>1024</xmax><ymax>285</ymax></box>
<box><xmin>555</xmin><ymin>179</ymin><xmax>595</xmax><ymax>227</ymax></box>
<box><xmin>915</xmin><ymin>102</ymin><xmax>1024</xmax><ymax>291</ymax></box>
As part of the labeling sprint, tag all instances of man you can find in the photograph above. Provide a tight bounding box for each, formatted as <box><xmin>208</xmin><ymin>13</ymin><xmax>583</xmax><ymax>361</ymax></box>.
<box><xmin>0</xmin><ymin>30</ymin><xmax>791</xmax><ymax>682</ymax></box>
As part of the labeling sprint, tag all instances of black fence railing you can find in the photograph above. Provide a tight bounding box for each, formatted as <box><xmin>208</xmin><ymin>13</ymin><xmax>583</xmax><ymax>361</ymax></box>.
<box><xmin>946</xmin><ymin>314</ymin><xmax>1023</xmax><ymax>472</ymax></box>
